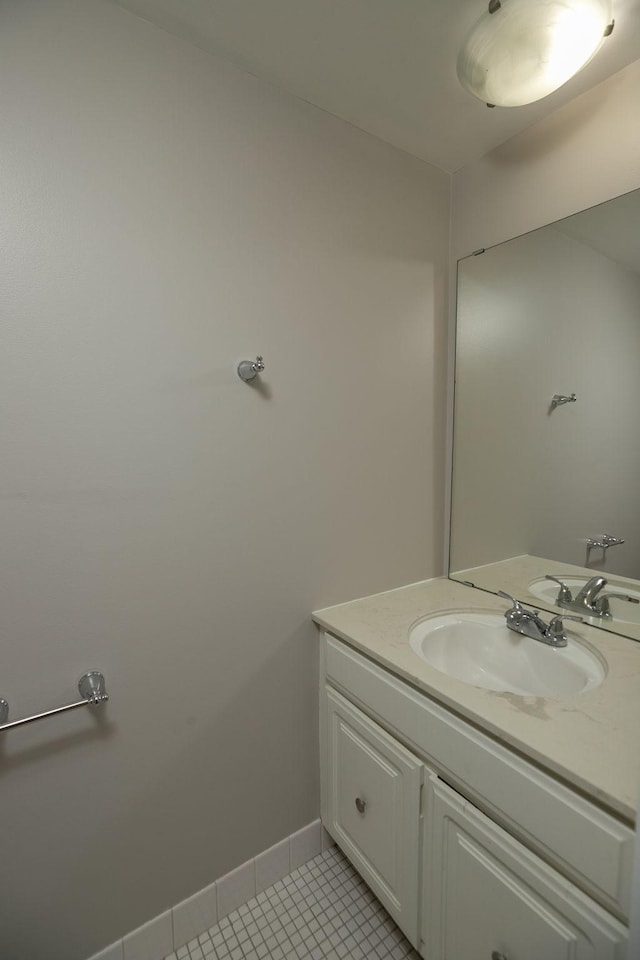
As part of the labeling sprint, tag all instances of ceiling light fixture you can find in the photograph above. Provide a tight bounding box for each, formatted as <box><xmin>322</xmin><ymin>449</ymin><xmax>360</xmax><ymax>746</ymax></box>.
<box><xmin>457</xmin><ymin>0</ymin><xmax>614</xmax><ymax>107</ymax></box>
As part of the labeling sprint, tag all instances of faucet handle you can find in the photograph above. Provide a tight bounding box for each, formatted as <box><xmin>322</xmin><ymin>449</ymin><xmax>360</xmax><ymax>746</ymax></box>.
<box><xmin>497</xmin><ymin>590</ymin><xmax>523</xmax><ymax>611</ymax></box>
<box><xmin>549</xmin><ymin>613</ymin><xmax>583</xmax><ymax>626</ymax></box>
<box><xmin>600</xmin><ymin>593</ymin><xmax>639</xmax><ymax>604</ymax></box>
<box><xmin>593</xmin><ymin>592</ymin><xmax>640</xmax><ymax>617</ymax></box>
<box><xmin>546</xmin><ymin>613</ymin><xmax>583</xmax><ymax>642</ymax></box>
<box><xmin>545</xmin><ymin>575</ymin><xmax>573</xmax><ymax>603</ymax></box>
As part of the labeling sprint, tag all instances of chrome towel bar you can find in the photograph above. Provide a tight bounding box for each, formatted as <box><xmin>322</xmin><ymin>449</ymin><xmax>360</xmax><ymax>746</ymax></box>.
<box><xmin>0</xmin><ymin>671</ymin><xmax>108</xmax><ymax>733</ymax></box>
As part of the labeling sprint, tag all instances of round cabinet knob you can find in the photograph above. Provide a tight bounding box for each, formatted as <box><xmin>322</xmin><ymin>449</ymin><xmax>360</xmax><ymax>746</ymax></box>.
<box><xmin>491</xmin><ymin>952</ymin><xmax>508</xmax><ymax>960</ymax></box>
<box><xmin>355</xmin><ymin>797</ymin><xmax>366</xmax><ymax>814</ymax></box>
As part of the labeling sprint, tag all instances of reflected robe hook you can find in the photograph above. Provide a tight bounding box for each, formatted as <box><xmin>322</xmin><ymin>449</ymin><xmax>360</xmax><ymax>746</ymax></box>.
<box><xmin>551</xmin><ymin>393</ymin><xmax>576</xmax><ymax>409</ymax></box>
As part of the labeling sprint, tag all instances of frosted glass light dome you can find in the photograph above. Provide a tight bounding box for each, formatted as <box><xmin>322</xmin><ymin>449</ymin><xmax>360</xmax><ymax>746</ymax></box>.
<box><xmin>457</xmin><ymin>0</ymin><xmax>614</xmax><ymax>107</ymax></box>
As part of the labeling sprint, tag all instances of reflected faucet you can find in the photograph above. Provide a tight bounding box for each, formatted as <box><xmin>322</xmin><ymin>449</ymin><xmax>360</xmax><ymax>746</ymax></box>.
<box><xmin>574</xmin><ymin>576</ymin><xmax>608</xmax><ymax>609</ymax></box>
<box><xmin>544</xmin><ymin>574</ymin><xmax>640</xmax><ymax>618</ymax></box>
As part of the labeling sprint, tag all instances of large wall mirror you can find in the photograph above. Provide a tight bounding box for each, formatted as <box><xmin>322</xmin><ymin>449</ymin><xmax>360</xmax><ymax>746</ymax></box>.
<box><xmin>450</xmin><ymin>186</ymin><xmax>640</xmax><ymax>642</ymax></box>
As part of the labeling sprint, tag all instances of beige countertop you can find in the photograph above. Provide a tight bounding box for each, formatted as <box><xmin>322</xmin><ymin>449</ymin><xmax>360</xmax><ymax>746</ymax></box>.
<box><xmin>313</xmin><ymin>576</ymin><xmax>640</xmax><ymax>824</ymax></box>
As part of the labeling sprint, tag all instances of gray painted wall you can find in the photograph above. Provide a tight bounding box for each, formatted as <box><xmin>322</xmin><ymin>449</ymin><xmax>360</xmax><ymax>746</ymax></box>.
<box><xmin>0</xmin><ymin>2</ymin><xmax>449</xmax><ymax>957</ymax></box>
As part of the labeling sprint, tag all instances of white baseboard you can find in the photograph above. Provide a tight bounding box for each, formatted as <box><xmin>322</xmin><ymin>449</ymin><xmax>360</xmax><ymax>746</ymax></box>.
<box><xmin>88</xmin><ymin>819</ymin><xmax>335</xmax><ymax>960</ymax></box>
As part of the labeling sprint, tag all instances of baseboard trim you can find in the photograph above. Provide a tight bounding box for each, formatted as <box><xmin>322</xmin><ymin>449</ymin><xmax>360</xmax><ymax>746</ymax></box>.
<box><xmin>88</xmin><ymin>819</ymin><xmax>335</xmax><ymax>960</ymax></box>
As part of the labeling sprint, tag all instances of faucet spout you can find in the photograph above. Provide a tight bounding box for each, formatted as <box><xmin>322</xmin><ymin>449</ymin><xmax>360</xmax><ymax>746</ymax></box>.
<box><xmin>574</xmin><ymin>576</ymin><xmax>607</xmax><ymax>606</ymax></box>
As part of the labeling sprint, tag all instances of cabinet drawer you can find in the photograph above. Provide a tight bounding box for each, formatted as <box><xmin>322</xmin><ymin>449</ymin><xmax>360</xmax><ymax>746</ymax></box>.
<box><xmin>424</xmin><ymin>775</ymin><xmax>627</xmax><ymax>960</ymax></box>
<box><xmin>323</xmin><ymin>687</ymin><xmax>422</xmax><ymax>947</ymax></box>
<box><xmin>323</xmin><ymin>633</ymin><xmax>634</xmax><ymax>920</ymax></box>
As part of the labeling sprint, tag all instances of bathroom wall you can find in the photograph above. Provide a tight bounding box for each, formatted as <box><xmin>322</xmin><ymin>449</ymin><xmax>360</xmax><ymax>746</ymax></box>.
<box><xmin>450</xmin><ymin>225</ymin><xmax>640</xmax><ymax>576</ymax></box>
<box><xmin>0</xmin><ymin>2</ymin><xmax>450</xmax><ymax>958</ymax></box>
<box><xmin>452</xmin><ymin>57</ymin><xmax>640</xmax><ymax>257</ymax></box>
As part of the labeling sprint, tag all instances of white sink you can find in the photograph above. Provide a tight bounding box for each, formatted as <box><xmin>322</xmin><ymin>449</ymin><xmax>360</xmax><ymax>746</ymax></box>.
<box><xmin>528</xmin><ymin>577</ymin><xmax>640</xmax><ymax>625</ymax></box>
<box><xmin>409</xmin><ymin>611</ymin><xmax>605</xmax><ymax>698</ymax></box>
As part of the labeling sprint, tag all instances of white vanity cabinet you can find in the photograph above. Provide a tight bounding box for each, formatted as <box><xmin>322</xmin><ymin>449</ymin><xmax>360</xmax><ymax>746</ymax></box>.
<box><xmin>324</xmin><ymin>686</ymin><xmax>423</xmax><ymax>945</ymax></box>
<box><xmin>319</xmin><ymin>632</ymin><xmax>631</xmax><ymax>959</ymax></box>
<box><xmin>425</xmin><ymin>775</ymin><xmax>626</xmax><ymax>959</ymax></box>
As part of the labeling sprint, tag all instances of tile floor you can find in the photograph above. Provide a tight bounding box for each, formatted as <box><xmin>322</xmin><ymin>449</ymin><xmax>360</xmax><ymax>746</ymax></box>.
<box><xmin>163</xmin><ymin>845</ymin><xmax>420</xmax><ymax>960</ymax></box>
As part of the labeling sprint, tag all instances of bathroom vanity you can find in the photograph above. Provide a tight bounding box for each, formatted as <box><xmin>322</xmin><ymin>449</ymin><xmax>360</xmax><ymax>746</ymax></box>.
<box><xmin>312</xmin><ymin>185</ymin><xmax>640</xmax><ymax>958</ymax></box>
<box><xmin>313</xmin><ymin>578</ymin><xmax>640</xmax><ymax>959</ymax></box>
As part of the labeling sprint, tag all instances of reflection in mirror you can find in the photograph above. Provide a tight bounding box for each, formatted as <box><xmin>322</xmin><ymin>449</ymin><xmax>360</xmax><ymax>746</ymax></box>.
<box><xmin>450</xmin><ymin>187</ymin><xmax>640</xmax><ymax>642</ymax></box>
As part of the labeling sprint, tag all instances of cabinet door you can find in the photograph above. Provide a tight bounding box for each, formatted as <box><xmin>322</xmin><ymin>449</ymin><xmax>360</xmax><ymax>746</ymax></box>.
<box><xmin>424</xmin><ymin>774</ymin><xmax>627</xmax><ymax>960</ymax></box>
<box><xmin>324</xmin><ymin>687</ymin><xmax>423</xmax><ymax>947</ymax></box>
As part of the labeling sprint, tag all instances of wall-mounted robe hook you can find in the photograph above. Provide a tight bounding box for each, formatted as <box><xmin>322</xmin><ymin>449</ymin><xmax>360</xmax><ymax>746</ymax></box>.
<box><xmin>551</xmin><ymin>393</ymin><xmax>576</xmax><ymax>409</ymax></box>
<box><xmin>237</xmin><ymin>356</ymin><xmax>265</xmax><ymax>382</ymax></box>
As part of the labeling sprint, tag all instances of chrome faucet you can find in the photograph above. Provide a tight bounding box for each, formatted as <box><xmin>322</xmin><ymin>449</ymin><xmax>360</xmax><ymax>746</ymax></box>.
<box><xmin>544</xmin><ymin>574</ymin><xmax>640</xmax><ymax>618</ymax></box>
<box><xmin>574</xmin><ymin>576</ymin><xmax>608</xmax><ymax>609</ymax></box>
<box><xmin>498</xmin><ymin>592</ymin><xmax>582</xmax><ymax>648</ymax></box>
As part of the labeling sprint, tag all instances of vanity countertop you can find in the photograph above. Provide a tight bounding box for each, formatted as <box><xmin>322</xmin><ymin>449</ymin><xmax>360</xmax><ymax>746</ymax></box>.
<box><xmin>313</xmin><ymin>577</ymin><xmax>640</xmax><ymax>823</ymax></box>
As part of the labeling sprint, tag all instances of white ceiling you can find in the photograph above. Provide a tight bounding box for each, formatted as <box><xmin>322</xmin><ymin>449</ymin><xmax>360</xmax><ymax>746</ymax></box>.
<box><xmin>110</xmin><ymin>0</ymin><xmax>640</xmax><ymax>172</ymax></box>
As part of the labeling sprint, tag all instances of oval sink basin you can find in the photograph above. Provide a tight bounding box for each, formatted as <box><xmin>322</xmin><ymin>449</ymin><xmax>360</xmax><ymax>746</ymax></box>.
<box><xmin>409</xmin><ymin>611</ymin><xmax>605</xmax><ymax>697</ymax></box>
<box><xmin>528</xmin><ymin>577</ymin><xmax>640</xmax><ymax>625</ymax></box>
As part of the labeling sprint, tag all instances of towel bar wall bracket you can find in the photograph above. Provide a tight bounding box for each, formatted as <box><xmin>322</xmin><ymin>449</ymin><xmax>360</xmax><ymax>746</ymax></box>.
<box><xmin>0</xmin><ymin>671</ymin><xmax>108</xmax><ymax>733</ymax></box>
